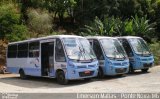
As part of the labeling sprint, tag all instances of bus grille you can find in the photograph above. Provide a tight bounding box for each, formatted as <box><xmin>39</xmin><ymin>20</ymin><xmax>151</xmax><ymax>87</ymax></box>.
<box><xmin>122</xmin><ymin>62</ymin><xmax>128</xmax><ymax>65</ymax></box>
<box><xmin>143</xmin><ymin>63</ymin><xmax>152</xmax><ymax>68</ymax></box>
<box><xmin>142</xmin><ymin>59</ymin><xmax>147</xmax><ymax>61</ymax></box>
<box><xmin>113</xmin><ymin>62</ymin><xmax>128</xmax><ymax>66</ymax></box>
<box><xmin>142</xmin><ymin>58</ymin><xmax>153</xmax><ymax>61</ymax></box>
<box><xmin>113</xmin><ymin>63</ymin><xmax>121</xmax><ymax>66</ymax></box>
<box><xmin>88</xmin><ymin>65</ymin><xmax>95</xmax><ymax>68</ymax></box>
<box><xmin>77</xmin><ymin>65</ymin><xmax>87</xmax><ymax>68</ymax></box>
<box><xmin>79</xmin><ymin>71</ymin><xmax>94</xmax><ymax>77</ymax></box>
<box><xmin>115</xmin><ymin>68</ymin><xmax>127</xmax><ymax>73</ymax></box>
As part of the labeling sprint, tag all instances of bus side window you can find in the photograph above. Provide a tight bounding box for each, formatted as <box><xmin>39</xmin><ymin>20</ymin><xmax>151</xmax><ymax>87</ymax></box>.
<box><xmin>18</xmin><ymin>43</ymin><xmax>28</xmax><ymax>58</ymax></box>
<box><xmin>7</xmin><ymin>44</ymin><xmax>17</xmax><ymax>58</ymax></box>
<box><xmin>29</xmin><ymin>41</ymin><xmax>40</xmax><ymax>57</ymax></box>
<box><xmin>120</xmin><ymin>39</ymin><xmax>133</xmax><ymax>57</ymax></box>
<box><xmin>55</xmin><ymin>38</ymin><xmax>66</xmax><ymax>62</ymax></box>
<box><xmin>93</xmin><ymin>40</ymin><xmax>104</xmax><ymax>60</ymax></box>
<box><xmin>89</xmin><ymin>40</ymin><xmax>93</xmax><ymax>47</ymax></box>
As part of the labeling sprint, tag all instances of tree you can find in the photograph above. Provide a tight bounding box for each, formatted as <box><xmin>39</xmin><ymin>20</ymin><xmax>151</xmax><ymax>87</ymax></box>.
<box><xmin>27</xmin><ymin>8</ymin><xmax>53</xmax><ymax>37</ymax></box>
<box><xmin>132</xmin><ymin>15</ymin><xmax>156</xmax><ymax>39</ymax></box>
<box><xmin>0</xmin><ymin>3</ymin><xmax>28</xmax><ymax>41</ymax></box>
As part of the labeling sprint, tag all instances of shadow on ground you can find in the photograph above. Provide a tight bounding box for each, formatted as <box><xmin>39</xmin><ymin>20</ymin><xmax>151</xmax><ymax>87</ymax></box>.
<box><xmin>0</xmin><ymin>70</ymin><xmax>150</xmax><ymax>89</ymax></box>
<box><xmin>0</xmin><ymin>75</ymin><xmax>96</xmax><ymax>88</ymax></box>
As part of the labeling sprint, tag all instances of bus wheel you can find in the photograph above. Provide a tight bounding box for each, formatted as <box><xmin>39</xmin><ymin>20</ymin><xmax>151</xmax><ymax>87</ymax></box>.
<box><xmin>117</xmin><ymin>74</ymin><xmax>124</xmax><ymax>77</ymax></box>
<box><xmin>57</xmin><ymin>71</ymin><xmax>68</xmax><ymax>85</ymax></box>
<box><xmin>19</xmin><ymin>69</ymin><xmax>27</xmax><ymax>80</ymax></box>
<box><xmin>129</xmin><ymin>66</ymin><xmax>134</xmax><ymax>73</ymax></box>
<box><xmin>141</xmin><ymin>68</ymin><xmax>149</xmax><ymax>73</ymax></box>
<box><xmin>84</xmin><ymin>78</ymin><xmax>91</xmax><ymax>81</ymax></box>
<box><xmin>98</xmin><ymin>68</ymin><xmax>104</xmax><ymax>78</ymax></box>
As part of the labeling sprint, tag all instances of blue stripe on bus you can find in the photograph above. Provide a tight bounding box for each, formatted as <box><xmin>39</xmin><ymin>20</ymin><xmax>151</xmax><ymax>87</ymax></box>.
<box><xmin>7</xmin><ymin>67</ymin><xmax>41</xmax><ymax>76</ymax></box>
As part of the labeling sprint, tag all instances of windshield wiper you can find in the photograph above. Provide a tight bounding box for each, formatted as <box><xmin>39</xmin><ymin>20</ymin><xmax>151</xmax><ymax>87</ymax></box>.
<box><xmin>78</xmin><ymin>46</ymin><xmax>86</xmax><ymax>61</ymax></box>
<box><xmin>83</xmin><ymin>48</ymin><xmax>95</xmax><ymax>62</ymax></box>
<box><xmin>79</xmin><ymin>41</ymin><xmax>95</xmax><ymax>62</ymax></box>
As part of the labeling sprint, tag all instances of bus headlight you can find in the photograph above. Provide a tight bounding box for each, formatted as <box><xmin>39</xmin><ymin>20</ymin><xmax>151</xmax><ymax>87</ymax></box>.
<box><xmin>71</xmin><ymin>70</ymin><xmax>76</xmax><ymax>74</ymax></box>
<box><xmin>97</xmin><ymin>63</ymin><xmax>99</xmax><ymax>67</ymax></box>
<box><xmin>108</xmin><ymin>62</ymin><xmax>113</xmax><ymax>70</ymax></box>
<box><xmin>108</xmin><ymin>62</ymin><xmax>113</xmax><ymax>66</ymax></box>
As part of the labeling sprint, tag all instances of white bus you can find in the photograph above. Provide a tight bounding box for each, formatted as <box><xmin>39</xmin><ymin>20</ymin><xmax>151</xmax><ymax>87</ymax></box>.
<box><xmin>6</xmin><ymin>35</ymin><xmax>99</xmax><ymax>84</ymax></box>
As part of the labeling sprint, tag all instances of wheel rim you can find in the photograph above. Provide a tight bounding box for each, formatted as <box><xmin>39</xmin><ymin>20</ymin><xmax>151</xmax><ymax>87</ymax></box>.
<box><xmin>58</xmin><ymin>72</ymin><xmax>65</xmax><ymax>83</ymax></box>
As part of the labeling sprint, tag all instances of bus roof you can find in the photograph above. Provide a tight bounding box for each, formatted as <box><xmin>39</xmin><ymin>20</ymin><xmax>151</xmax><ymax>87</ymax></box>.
<box><xmin>9</xmin><ymin>35</ymin><xmax>84</xmax><ymax>45</ymax></box>
<box><xmin>116</xmin><ymin>36</ymin><xmax>142</xmax><ymax>39</ymax></box>
<box><xmin>86</xmin><ymin>36</ymin><xmax>117</xmax><ymax>40</ymax></box>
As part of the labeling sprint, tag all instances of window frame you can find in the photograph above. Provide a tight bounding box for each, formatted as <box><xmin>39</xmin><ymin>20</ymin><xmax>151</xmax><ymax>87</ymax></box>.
<box><xmin>119</xmin><ymin>38</ymin><xmax>133</xmax><ymax>57</ymax></box>
<box><xmin>55</xmin><ymin>38</ymin><xmax>66</xmax><ymax>62</ymax></box>
<box><xmin>29</xmin><ymin>41</ymin><xmax>40</xmax><ymax>58</ymax></box>
<box><xmin>93</xmin><ymin>39</ymin><xmax>104</xmax><ymax>60</ymax></box>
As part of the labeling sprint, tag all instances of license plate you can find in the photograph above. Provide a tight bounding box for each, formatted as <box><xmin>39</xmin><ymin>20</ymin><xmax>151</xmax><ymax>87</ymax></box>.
<box><xmin>120</xmin><ymin>68</ymin><xmax>123</xmax><ymax>70</ymax></box>
<box><xmin>84</xmin><ymin>71</ymin><xmax>90</xmax><ymax>74</ymax></box>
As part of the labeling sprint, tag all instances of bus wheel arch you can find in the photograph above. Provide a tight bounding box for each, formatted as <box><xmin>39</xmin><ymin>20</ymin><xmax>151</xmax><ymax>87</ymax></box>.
<box><xmin>19</xmin><ymin>68</ymin><xmax>27</xmax><ymax>80</ymax></box>
<box><xmin>56</xmin><ymin>69</ymin><xmax>68</xmax><ymax>85</ymax></box>
<box><xmin>141</xmin><ymin>68</ymin><xmax>149</xmax><ymax>73</ymax></box>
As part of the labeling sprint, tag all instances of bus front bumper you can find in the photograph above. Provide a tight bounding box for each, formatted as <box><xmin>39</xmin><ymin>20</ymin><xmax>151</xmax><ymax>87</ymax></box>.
<box><xmin>66</xmin><ymin>68</ymin><xmax>98</xmax><ymax>80</ymax></box>
<box><xmin>134</xmin><ymin>62</ymin><xmax>154</xmax><ymax>70</ymax></box>
<box><xmin>105</xmin><ymin>66</ymin><xmax>129</xmax><ymax>76</ymax></box>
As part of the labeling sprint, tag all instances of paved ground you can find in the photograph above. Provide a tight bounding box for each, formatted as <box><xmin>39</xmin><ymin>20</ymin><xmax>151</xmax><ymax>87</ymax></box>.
<box><xmin>0</xmin><ymin>66</ymin><xmax>160</xmax><ymax>93</ymax></box>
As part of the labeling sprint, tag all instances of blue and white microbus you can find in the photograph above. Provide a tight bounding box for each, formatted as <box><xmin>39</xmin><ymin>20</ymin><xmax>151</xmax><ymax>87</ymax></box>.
<box><xmin>87</xmin><ymin>37</ymin><xmax>129</xmax><ymax>77</ymax></box>
<box><xmin>6</xmin><ymin>35</ymin><xmax>98</xmax><ymax>84</ymax></box>
<box><xmin>117</xmin><ymin>36</ymin><xmax>154</xmax><ymax>73</ymax></box>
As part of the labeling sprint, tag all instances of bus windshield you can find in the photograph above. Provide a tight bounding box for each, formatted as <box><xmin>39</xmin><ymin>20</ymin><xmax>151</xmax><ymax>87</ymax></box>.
<box><xmin>63</xmin><ymin>38</ymin><xmax>96</xmax><ymax>61</ymax></box>
<box><xmin>100</xmin><ymin>38</ymin><xmax>127</xmax><ymax>60</ymax></box>
<box><xmin>128</xmin><ymin>38</ymin><xmax>151</xmax><ymax>56</ymax></box>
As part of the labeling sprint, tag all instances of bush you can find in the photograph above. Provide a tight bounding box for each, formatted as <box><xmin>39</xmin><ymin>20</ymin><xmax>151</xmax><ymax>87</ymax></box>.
<box><xmin>0</xmin><ymin>3</ymin><xmax>29</xmax><ymax>42</ymax></box>
<box><xmin>79</xmin><ymin>15</ymin><xmax>155</xmax><ymax>37</ymax></box>
<box><xmin>150</xmin><ymin>41</ymin><xmax>160</xmax><ymax>65</ymax></box>
<box><xmin>6</xmin><ymin>25</ymin><xmax>28</xmax><ymax>42</ymax></box>
<box><xmin>27</xmin><ymin>8</ymin><xmax>53</xmax><ymax>37</ymax></box>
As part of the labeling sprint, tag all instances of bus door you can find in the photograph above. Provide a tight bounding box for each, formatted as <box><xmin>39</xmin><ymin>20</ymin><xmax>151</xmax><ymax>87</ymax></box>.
<box><xmin>41</xmin><ymin>39</ymin><xmax>55</xmax><ymax>77</ymax></box>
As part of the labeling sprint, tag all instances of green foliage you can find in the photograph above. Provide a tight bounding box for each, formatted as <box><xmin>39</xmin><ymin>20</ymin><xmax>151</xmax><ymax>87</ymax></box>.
<box><xmin>132</xmin><ymin>15</ymin><xmax>155</xmax><ymax>38</ymax></box>
<box><xmin>79</xmin><ymin>17</ymin><xmax>105</xmax><ymax>36</ymax></box>
<box><xmin>80</xmin><ymin>15</ymin><xmax>155</xmax><ymax>38</ymax></box>
<box><xmin>6</xmin><ymin>25</ymin><xmax>28</xmax><ymax>42</ymax></box>
<box><xmin>150</xmin><ymin>41</ymin><xmax>160</xmax><ymax>65</ymax></box>
<box><xmin>103</xmin><ymin>17</ymin><xmax>116</xmax><ymax>36</ymax></box>
<box><xmin>0</xmin><ymin>3</ymin><xmax>28</xmax><ymax>41</ymax></box>
<box><xmin>125</xmin><ymin>20</ymin><xmax>134</xmax><ymax>35</ymax></box>
<box><xmin>27</xmin><ymin>8</ymin><xmax>53</xmax><ymax>37</ymax></box>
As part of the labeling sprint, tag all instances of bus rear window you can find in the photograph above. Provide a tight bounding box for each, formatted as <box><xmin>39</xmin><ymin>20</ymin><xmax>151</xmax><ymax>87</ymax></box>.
<box><xmin>7</xmin><ymin>44</ymin><xmax>17</xmax><ymax>58</ymax></box>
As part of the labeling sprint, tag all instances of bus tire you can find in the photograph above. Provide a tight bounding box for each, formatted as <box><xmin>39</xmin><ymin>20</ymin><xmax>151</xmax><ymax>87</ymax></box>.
<box><xmin>117</xmin><ymin>74</ymin><xmax>124</xmax><ymax>77</ymax></box>
<box><xmin>84</xmin><ymin>78</ymin><xmax>91</xmax><ymax>81</ymax></box>
<box><xmin>56</xmin><ymin>71</ymin><xmax>68</xmax><ymax>85</ymax></box>
<box><xmin>141</xmin><ymin>68</ymin><xmax>149</xmax><ymax>73</ymax></box>
<box><xmin>129</xmin><ymin>66</ymin><xmax>134</xmax><ymax>73</ymax></box>
<box><xmin>98</xmin><ymin>68</ymin><xmax>104</xmax><ymax>78</ymax></box>
<box><xmin>19</xmin><ymin>69</ymin><xmax>27</xmax><ymax>80</ymax></box>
